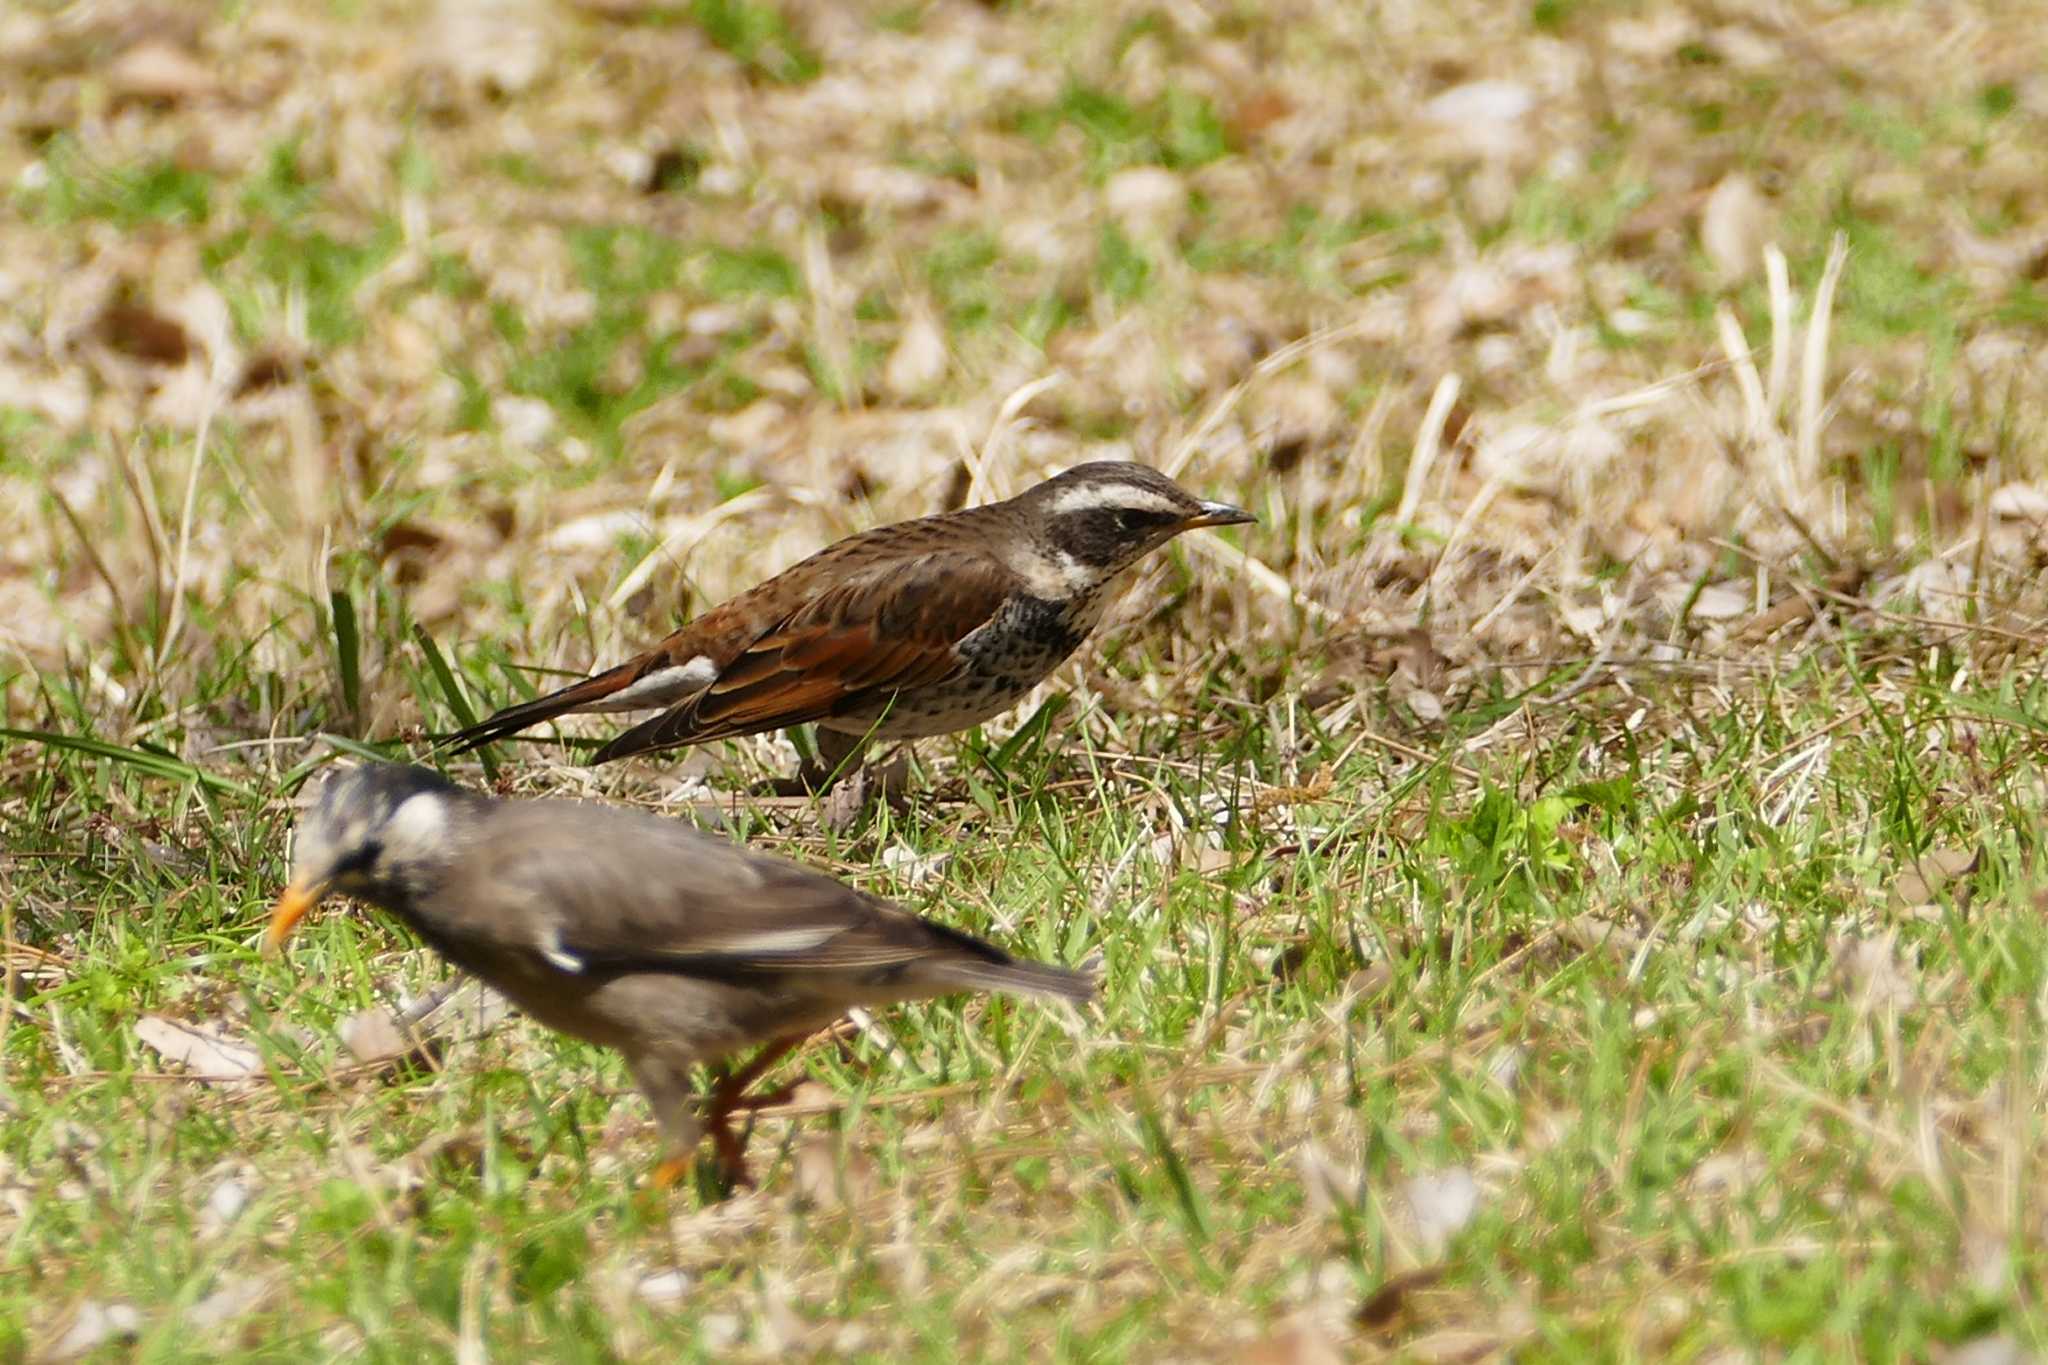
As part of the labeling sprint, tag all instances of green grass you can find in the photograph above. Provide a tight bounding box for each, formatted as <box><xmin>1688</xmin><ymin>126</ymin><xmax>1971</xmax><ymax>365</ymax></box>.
<box><xmin>8</xmin><ymin>0</ymin><xmax>2048</xmax><ymax>1356</ymax></box>
<box><xmin>11</xmin><ymin>629</ymin><xmax>2048</xmax><ymax>1357</ymax></box>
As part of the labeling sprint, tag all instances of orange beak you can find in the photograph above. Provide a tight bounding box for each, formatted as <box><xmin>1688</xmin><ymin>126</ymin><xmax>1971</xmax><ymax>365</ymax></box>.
<box><xmin>264</xmin><ymin>877</ymin><xmax>323</xmax><ymax>956</ymax></box>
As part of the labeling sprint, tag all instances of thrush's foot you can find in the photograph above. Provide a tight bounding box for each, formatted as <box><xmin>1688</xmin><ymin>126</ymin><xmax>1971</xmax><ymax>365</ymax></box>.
<box><xmin>819</xmin><ymin>767</ymin><xmax>872</xmax><ymax>832</ymax></box>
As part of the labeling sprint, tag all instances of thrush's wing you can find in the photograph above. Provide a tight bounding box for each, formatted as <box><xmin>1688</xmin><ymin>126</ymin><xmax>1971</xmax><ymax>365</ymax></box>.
<box><xmin>588</xmin><ymin>548</ymin><xmax>1021</xmax><ymax>763</ymax></box>
<box><xmin>449</xmin><ymin>802</ymin><xmax>1092</xmax><ymax>1003</ymax></box>
<box><xmin>442</xmin><ymin>650</ymin><xmax>688</xmax><ymax>753</ymax></box>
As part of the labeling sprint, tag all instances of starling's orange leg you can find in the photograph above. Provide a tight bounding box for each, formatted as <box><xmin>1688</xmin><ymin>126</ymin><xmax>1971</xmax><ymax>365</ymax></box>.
<box><xmin>712</xmin><ymin>1034</ymin><xmax>807</xmax><ymax>1109</ymax></box>
<box><xmin>701</xmin><ymin>1033</ymin><xmax>810</xmax><ymax>1185</ymax></box>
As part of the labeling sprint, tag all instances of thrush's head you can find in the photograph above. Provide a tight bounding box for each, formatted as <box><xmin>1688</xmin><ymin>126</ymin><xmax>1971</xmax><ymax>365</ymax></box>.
<box><xmin>1013</xmin><ymin>462</ymin><xmax>1252</xmax><ymax>593</ymax></box>
<box><xmin>267</xmin><ymin>763</ymin><xmax>467</xmax><ymax>951</ymax></box>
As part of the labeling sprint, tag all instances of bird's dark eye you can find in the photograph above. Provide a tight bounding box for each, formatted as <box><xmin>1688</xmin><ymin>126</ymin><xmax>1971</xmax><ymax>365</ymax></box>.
<box><xmin>335</xmin><ymin>842</ymin><xmax>381</xmax><ymax>877</ymax></box>
<box><xmin>1114</xmin><ymin>509</ymin><xmax>1143</xmax><ymax>533</ymax></box>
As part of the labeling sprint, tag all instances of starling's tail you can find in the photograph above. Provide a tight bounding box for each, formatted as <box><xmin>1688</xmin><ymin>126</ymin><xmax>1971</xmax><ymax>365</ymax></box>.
<box><xmin>934</xmin><ymin>952</ymin><xmax>1097</xmax><ymax>1006</ymax></box>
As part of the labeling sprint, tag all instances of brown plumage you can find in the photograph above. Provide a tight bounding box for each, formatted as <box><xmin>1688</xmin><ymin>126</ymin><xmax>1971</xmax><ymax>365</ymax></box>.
<box><xmin>267</xmin><ymin>763</ymin><xmax>1093</xmax><ymax>1186</ymax></box>
<box><xmin>447</xmin><ymin>462</ymin><xmax>1252</xmax><ymax>770</ymax></box>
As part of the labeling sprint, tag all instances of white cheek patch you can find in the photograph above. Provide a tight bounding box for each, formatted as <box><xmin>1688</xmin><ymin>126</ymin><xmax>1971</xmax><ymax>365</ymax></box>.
<box><xmin>590</xmin><ymin>655</ymin><xmax>720</xmax><ymax>712</ymax></box>
<box><xmin>1016</xmin><ymin>546</ymin><xmax>1097</xmax><ymax>598</ymax></box>
<box><xmin>381</xmin><ymin>793</ymin><xmax>449</xmax><ymax>865</ymax></box>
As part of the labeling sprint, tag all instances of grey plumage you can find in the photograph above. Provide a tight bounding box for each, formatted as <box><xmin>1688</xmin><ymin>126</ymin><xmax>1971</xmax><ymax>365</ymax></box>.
<box><xmin>268</xmin><ymin>763</ymin><xmax>1093</xmax><ymax>1183</ymax></box>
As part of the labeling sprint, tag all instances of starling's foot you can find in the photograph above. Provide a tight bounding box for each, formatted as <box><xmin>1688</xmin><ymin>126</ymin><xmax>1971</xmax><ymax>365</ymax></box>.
<box><xmin>706</xmin><ymin>1117</ymin><xmax>756</xmax><ymax>1189</ymax></box>
<box><xmin>724</xmin><ymin>1078</ymin><xmax>803</xmax><ymax>1113</ymax></box>
<box><xmin>695</xmin><ymin>1033</ymin><xmax>809</xmax><ymax>1189</ymax></box>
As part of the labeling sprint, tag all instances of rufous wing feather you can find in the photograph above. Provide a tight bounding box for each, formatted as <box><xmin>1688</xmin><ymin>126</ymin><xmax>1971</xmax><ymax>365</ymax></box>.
<box><xmin>588</xmin><ymin>555</ymin><xmax>1019</xmax><ymax>763</ymax></box>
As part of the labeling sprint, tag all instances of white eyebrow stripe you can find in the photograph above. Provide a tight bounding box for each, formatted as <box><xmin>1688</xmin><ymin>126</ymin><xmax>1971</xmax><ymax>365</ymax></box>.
<box><xmin>1044</xmin><ymin>483</ymin><xmax>1185</xmax><ymax>517</ymax></box>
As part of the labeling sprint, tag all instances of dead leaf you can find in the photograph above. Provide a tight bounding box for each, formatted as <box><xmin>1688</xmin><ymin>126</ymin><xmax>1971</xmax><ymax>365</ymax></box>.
<box><xmin>1356</xmin><ymin>1265</ymin><xmax>1447</xmax><ymax>1329</ymax></box>
<box><xmin>43</xmin><ymin>1300</ymin><xmax>141</xmax><ymax>1361</ymax></box>
<box><xmin>106</xmin><ymin>40</ymin><xmax>217</xmax><ymax>106</ymax></box>
<box><xmin>1268</xmin><ymin>942</ymin><xmax>1310</xmax><ymax>985</ymax></box>
<box><xmin>882</xmin><ymin>311</ymin><xmax>947</xmax><ymax>399</ymax></box>
<box><xmin>1105</xmin><ymin>166</ymin><xmax>1187</xmax><ymax>236</ymax></box>
<box><xmin>754</xmin><ymin>1274</ymin><xmax>806</xmax><ymax>1354</ymax></box>
<box><xmin>879</xmin><ymin>843</ymin><xmax>952</xmax><ymax>888</ymax></box>
<box><xmin>1421</xmin><ymin>79</ymin><xmax>1534</xmax><ymax>127</ymax></box>
<box><xmin>1237</xmin><ymin>1321</ymin><xmax>1345</xmax><ymax>1365</ymax></box>
<box><xmin>1688</xmin><ymin>581</ymin><xmax>1751</xmax><ymax>620</ymax></box>
<box><xmin>635</xmin><ymin>1268</ymin><xmax>690</xmax><ymax>1307</ymax></box>
<box><xmin>1831</xmin><ymin>930</ymin><xmax>1919</xmax><ymax>1017</ymax></box>
<box><xmin>1228</xmin><ymin>89</ymin><xmax>1295</xmax><ymax>142</ymax></box>
<box><xmin>790</xmin><ymin>1133</ymin><xmax>875</xmax><ymax>1211</ymax></box>
<box><xmin>1734</xmin><ymin>566</ymin><xmax>1867</xmax><ymax>643</ymax></box>
<box><xmin>187</xmin><ymin>1273</ymin><xmax>269</xmax><ymax>1332</ymax></box>
<box><xmin>337</xmin><ymin>1007</ymin><xmax>418</xmax><ymax>1066</ymax></box>
<box><xmin>95</xmin><ymin>300</ymin><xmax>194</xmax><ymax>366</ymax></box>
<box><xmin>1700</xmin><ymin>173</ymin><xmax>1768</xmax><ymax>280</ymax></box>
<box><xmin>198</xmin><ymin>1172</ymin><xmax>252</xmax><ymax>1238</ymax></box>
<box><xmin>1990</xmin><ymin>482</ymin><xmax>2048</xmax><ymax>523</ymax></box>
<box><xmin>1344</xmin><ymin>962</ymin><xmax>1394</xmax><ymax>999</ymax></box>
<box><xmin>416</xmin><ymin>0</ymin><xmax>551</xmax><ymax>100</ymax></box>
<box><xmin>1296</xmin><ymin>1142</ymin><xmax>1360</xmax><ymax>1218</ymax></box>
<box><xmin>1890</xmin><ymin>845</ymin><xmax>1979</xmax><ymax>914</ymax></box>
<box><xmin>1942</xmin><ymin>1334</ymin><xmax>2030</xmax><ymax>1365</ymax></box>
<box><xmin>1405</xmin><ymin>1167</ymin><xmax>1481</xmax><ymax>1255</ymax></box>
<box><xmin>134</xmin><ymin>1015</ymin><xmax>261</xmax><ymax>1083</ymax></box>
<box><xmin>1405</xmin><ymin>688</ymin><xmax>1445</xmax><ymax>722</ymax></box>
<box><xmin>234</xmin><ymin>350</ymin><xmax>294</xmax><ymax>393</ymax></box>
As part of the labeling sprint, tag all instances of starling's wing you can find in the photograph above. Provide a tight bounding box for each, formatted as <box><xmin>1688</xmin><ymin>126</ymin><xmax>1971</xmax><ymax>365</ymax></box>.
<box><xmin>450</xmin><ymin>802</ymin><xmax>1092</xmax><ymax>1004</ymax></box>
<box><xmin>588</xmin><ymin>548</ymin><xmax>1021</xmax><ymax>763</ymax></box>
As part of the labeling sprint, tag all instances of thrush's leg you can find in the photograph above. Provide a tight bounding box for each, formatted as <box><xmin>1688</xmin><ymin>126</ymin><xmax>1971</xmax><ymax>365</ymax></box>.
<box><xmin>798</xmin><ymin>725</ymin><xmax>869</xmax><ymax>792</ymax></box>
<box><xmin>623</xmin><ymin>1051</ymin><xmax>704</xmax><ymax>1189</ymax></box>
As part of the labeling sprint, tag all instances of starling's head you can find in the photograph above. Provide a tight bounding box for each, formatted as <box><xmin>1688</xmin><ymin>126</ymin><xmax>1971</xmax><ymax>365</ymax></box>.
<box><xmin>266</xmin><ymin>764</ymin><xmax>465</xmax><ymax>952</ymax></box>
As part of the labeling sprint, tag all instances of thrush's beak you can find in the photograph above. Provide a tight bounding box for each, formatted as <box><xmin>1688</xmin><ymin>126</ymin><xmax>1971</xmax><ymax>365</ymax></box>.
<box><xmin>1183</xmin><ymin>499</ymin><xmax>1256</xmax><ymax>529</ymax></box>
<box><xmin>264</xmin><ymin>876</ymin><xmax>325</xmax><ymax>956</ymax></box>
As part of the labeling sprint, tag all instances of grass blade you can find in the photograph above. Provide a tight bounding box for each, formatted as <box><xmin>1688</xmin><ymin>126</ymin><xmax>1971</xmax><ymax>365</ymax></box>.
<box><xmin>329</xmin><ymin>589</ymin><xmax>360</xmax><ymax>719</ymax></box>
<box><xmin>0</xmin><ymin>727</ymin><xmax>255</xmax><ymax>799</ymax></box>
<box><xmin>413</xmin><ymin>626</ymin><xmax>495</xmax><ymax>781</ymax></box>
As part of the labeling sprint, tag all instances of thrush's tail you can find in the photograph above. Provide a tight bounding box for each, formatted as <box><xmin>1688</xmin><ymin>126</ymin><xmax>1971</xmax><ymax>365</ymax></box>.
<box><xmin>442</xmin><ymin>659</ymin><xmax>648</xmax><ymax>753</ymax></box>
